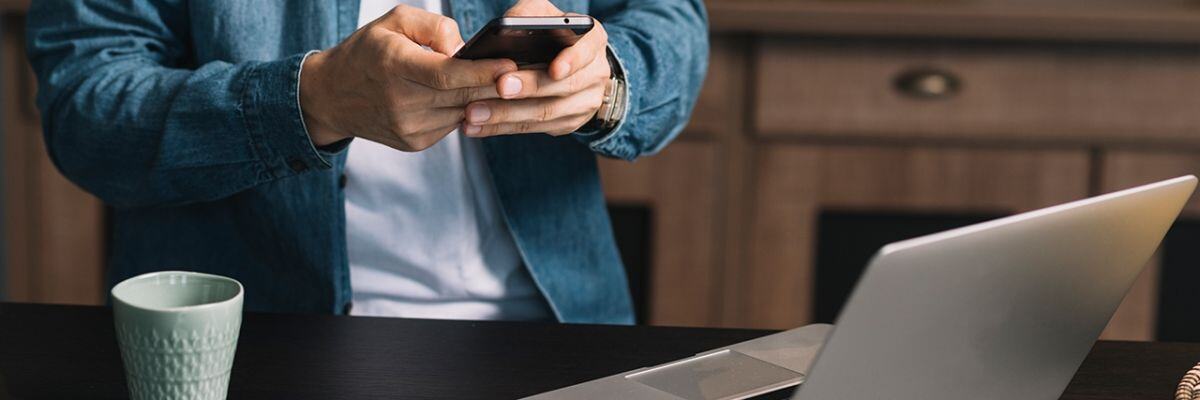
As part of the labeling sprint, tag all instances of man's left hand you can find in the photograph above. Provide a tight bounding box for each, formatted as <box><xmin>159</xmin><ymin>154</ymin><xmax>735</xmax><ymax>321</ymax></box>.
<box><xmin>462</xmin><ymin>0</ymin><xmax>612</xmax><ymax>137</ymax></box>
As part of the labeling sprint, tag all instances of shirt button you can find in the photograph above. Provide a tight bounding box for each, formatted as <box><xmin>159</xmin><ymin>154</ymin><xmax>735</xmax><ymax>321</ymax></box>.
<box><xmin>288</xmin><ymin>157</ymin><xmax>307</xmax><ymax>172</ymax></box>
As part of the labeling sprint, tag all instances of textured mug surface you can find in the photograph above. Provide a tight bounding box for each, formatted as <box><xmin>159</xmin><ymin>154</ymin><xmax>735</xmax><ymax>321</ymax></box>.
<box><xmin>112</xmin><ymin>271</ymin><xmax>244</xmax><ymax>400</ymax></box>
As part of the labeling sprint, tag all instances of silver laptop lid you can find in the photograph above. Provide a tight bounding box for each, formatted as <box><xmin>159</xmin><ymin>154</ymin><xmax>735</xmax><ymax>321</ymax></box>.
<box><xmin>795</xmin><ymin>175</ymin><xmax>1197</xmax><ymax>399</ymax></box>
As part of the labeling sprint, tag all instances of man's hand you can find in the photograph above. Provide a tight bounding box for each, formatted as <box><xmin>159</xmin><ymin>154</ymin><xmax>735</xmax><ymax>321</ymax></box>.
<box><xmin>461</xmin><ymin>0</ymin><xmax>612</xmax><ymax>137</ymax></box>
<box><xmin>300</xmin><ymin>5</ymin><xmax>517</xmax><ymax>152</ymax></box>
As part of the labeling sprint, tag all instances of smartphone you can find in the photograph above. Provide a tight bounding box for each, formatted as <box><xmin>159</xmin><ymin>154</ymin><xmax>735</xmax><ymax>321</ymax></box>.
<box><xmin>454</xmin><ymin>16</ymin><xmax>594</xmax><ymax>69</ymax></box>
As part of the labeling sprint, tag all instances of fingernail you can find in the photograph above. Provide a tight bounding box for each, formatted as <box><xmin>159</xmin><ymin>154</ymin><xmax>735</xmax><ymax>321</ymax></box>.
<box><xmin>556</xmin><ymin>62</ymin><xmax>571</xmax><ymax>79</ymax></box>
<box><xmin>464</xmin><ymin>124</ymin><xmax>482</xmax><ymax>136</ymax></box>
<box><xmin>467</xmin><ymin>104</ymin><xmax>491</xmax><ymax>123</ymax></box>
<box><xmin>500</xmin><ymin>76</ymin><xmax>522</xmax><ymax>98</ymax></box>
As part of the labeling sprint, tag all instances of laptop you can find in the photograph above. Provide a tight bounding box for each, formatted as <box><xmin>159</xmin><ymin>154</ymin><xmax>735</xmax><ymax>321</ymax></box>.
<box><xmin>528</xmin><ymin>175</ymin><xmax>1197</xmax><ymax>400</ymax></box>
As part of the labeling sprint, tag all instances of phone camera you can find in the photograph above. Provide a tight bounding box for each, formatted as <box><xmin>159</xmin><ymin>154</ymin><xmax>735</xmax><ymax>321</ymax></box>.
<box><xmin>564</xmin><ymin>18</ymin><xmax>570</xmax><ymax>23</ymax></box>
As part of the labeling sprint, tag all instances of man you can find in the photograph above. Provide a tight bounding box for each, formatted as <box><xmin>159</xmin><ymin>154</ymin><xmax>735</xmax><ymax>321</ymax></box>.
<box><xmin>26</xmin><ymin>0</ymin><xmax>707</xmax><ymax>324</ymax></box>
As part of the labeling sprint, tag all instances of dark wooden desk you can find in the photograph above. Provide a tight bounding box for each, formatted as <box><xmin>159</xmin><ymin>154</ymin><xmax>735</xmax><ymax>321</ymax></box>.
<box><xmin>0</xmin><ymin>303</ymin><xmax>1196</xmax><ymax>399</ymax></box>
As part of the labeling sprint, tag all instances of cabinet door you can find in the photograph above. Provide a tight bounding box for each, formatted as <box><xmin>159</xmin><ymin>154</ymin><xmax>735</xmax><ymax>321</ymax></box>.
<box><xmin>726</xmin><ymin>145</ymin><xmax>1091</xmax><ymax>329</ymax></box>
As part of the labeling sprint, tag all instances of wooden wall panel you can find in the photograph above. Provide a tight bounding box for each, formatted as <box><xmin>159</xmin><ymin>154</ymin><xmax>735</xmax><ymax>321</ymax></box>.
<box><xmin>1102</xmin><ymin>254</ymin><xmax>1161</xmax><ymax>341</ymax></box>
<box><xmin>691</xmin><ymin>36</ymin><xmax>757</xmax><ymax>328</ymax></box>
<box><xmin>726</xmin><ymin>145</ymin><xmax>820</xmax><ymax>329</ymax></box>
<box><xmin>1103</xmin><ymin>151</ymin><xmax>1200</xmax><ymax>215</ymax></box>
<box><xmin>2</xmin><ymin>15</ymin><xmax>33</xmax><ymax>300</ymax></box>
<box><xmin>809</xmin><ymin>147</ymin><xmax>1091</xmax><ymax>211</ymax></box>
<box><xmin>599</xmin><ymin>141</ymin><xmax>721</xmax><ymax>327</ymax></box>
<box><xmin>725</xmin><ymin>145</ymin><xmax>1092</xmax><ymax>329</ymax></box>
<box><xmin>2</xmin><ymin>16</ymin><xmax>105</xmax><ymax>305</ymax></box>
<box><xmin>684</xmin><ymin>35</ymin><xmax>746</xmax><ymax>139</ymax></box>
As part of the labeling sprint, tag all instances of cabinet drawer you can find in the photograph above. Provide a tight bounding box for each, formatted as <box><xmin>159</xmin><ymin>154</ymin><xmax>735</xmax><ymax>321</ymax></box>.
<box><xmin>755</xmin><ymin>39</ymin><xmax>1200</xmax><ymax>146</ymax></box>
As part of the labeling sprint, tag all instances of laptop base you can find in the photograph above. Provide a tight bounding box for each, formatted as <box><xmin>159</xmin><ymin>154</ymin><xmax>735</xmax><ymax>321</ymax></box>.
<box><xmin>525</xmin><ymin>324</ymin><xmax>832</xmax><ymax>400</ymax></box>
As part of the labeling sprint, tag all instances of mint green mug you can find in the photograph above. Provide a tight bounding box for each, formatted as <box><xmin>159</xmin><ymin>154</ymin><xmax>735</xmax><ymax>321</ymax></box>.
<box><xmin>112</xmin><ymin>271</ymin><xmax>244</xmax><ymax>400</ymax></box>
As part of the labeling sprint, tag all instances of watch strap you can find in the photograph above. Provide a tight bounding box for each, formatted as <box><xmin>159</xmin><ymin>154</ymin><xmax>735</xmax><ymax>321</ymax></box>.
<box><xmin>579</xmin><ymin>48</ymin><xmax>628</xmax><ymax>134</ymax></box>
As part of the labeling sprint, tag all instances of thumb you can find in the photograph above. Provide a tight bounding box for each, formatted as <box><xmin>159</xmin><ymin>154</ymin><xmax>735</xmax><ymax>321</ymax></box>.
<box><xmin>375</xmin><ymin>5</ymin><xmax>465</xmax><ymax>55</ymax></box>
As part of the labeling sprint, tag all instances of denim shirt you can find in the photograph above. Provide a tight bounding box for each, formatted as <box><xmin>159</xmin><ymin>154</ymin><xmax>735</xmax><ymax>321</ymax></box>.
<box><xmin>26</xmin><ymin>0</ymin><xmax>708</xmax><ymax>324</ymax></box>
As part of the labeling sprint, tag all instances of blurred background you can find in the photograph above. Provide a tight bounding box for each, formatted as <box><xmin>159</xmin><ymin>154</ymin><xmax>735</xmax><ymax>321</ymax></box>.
<box><xmin>4</xmin><ymin>0</ymin><xmax>1200</xmax><ymax>341</ymax></box>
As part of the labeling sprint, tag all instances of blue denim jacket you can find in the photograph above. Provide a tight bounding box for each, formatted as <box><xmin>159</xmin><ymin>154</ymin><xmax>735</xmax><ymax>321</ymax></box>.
<box><xmin>26</xmin><ymin>0</ymin><xmax>707</xmax><ymax>324</ymax></box>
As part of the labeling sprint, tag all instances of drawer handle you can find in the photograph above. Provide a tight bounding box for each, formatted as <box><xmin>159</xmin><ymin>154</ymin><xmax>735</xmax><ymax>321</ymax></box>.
<box><xmin>894</xmin><ymin>68</ymin><xmax>961</xmax><ymax>100</ymax></box>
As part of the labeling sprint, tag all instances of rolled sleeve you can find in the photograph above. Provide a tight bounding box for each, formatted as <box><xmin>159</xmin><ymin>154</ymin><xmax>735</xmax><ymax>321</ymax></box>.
<box><xmin>242</xmin><ymin>51</ymin><xmax>335</xmax><ymax>178</ymax></box>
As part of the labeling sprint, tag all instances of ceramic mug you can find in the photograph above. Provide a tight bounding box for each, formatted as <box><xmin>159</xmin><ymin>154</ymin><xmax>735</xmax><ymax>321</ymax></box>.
<box><xmin>112</xmin><ymin>271</ymin><xmax>244</xmax><ymax>400</ymax></box>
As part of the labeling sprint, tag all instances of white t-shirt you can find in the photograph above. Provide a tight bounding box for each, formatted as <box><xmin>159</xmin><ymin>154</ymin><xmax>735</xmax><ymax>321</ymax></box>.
<box><xmin>345</xmin><ymin>0</ymin><xmax>551</xmax><ymax>320</ymax></box>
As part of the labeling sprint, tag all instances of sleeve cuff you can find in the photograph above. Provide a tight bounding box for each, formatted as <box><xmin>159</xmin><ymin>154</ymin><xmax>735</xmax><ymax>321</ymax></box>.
<box><xmin>241</xmin><ymin>50</ymin><xmax>335</xmax><ymax>179</ymax></box>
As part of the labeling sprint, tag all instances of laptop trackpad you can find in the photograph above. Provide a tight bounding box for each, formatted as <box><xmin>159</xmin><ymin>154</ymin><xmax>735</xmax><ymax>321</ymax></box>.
<box><xmin>625</xmin><ymin>349</ymin><xmax>803</xmax><ymax>400</ymax></box>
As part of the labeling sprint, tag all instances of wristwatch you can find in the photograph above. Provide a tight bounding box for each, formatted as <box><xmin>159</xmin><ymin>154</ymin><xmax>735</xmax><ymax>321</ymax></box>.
<box><xmin>579</xmin><ymin>48</ymin><xmax>627</xmax><ymax>134</ymax></box>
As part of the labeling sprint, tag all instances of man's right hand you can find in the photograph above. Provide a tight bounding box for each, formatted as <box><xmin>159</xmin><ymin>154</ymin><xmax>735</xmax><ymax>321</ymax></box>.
<box><xmin>299</xmin><ymin>5</ymin><xmax>517</xmax><ymax>152</ymax></box>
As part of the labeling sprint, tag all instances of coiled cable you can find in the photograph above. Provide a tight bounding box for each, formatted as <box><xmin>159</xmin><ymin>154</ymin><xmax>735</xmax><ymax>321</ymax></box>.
<box><xmin>1177</xmin><ymin>362</ymin><xmax>1200</xmax><ymax>400</ymax></box>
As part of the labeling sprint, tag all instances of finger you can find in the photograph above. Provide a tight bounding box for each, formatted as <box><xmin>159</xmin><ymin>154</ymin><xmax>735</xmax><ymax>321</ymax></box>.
<box><xmin>464</xmin><ymin>89</ymin><xmax>601</xmax><ymax>126</ymax></box>
<box><xmin>550</xmin><ymin>21</ymin><xmax>606</xmax><ymax>80</ymax></box>
<box><xmin>394</xmin><ymin>46</ymin><xmax>516</xmax><ymax>90</ymax></box>
<box><xmin>493</xmin><ymin>70</ymin><xmax>546</xmax><ymax>99</ymax></box>
<box><xmin>393</xmin><ymin>107</ymin><xmax>466</xmax><ymax>135</ymax></box>
<box><xmin>495</xmin><ymin>58</ymin><xmax>606</xmax><ymax>100</ymax></box>
<box><xmin>461</xmin><ymin>116</ymin><xmax>585</xmax><ymax>137</ymax></box>
<box><xmin>376</xmin><ymin>4</ymin><xmax>464</xmax><ymax>55</ymax></box>
<box><xmin>429</xmin><ymin>84</ymin><xmax>502</xmax><ymax>107</ymax></box>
